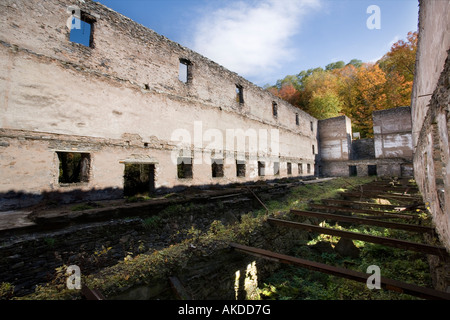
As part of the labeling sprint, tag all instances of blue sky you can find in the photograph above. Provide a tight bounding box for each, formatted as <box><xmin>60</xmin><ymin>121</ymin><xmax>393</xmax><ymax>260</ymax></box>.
<box><xmin>95</xmin><ymin>0</ymin><xmax>419</xmax><ymax>87</ymax></box>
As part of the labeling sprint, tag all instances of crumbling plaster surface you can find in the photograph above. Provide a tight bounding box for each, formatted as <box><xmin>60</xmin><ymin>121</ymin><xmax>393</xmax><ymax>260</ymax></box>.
<box><xmin>411</xmin><ymin>0</ymin><xmax>450</xmax><ymax>148</ymax></box>
<box><xmin>411</xmin><ymin>0</ymin><xmax>450</xmax><ymax>251</ymax></box>
<box><xmin>0</xmin><ymin>0</ymin><xmax>317</xmax><ymax>209</ymax></box>
<box><xmin>373</xmin><ymin>107</ymin><xmax>413</xmax><ymax>160</ymax></box>
<box><xmin>318</xmin><ymin>116</ymin><xmax>352</xmax><ymax>161</ymax></box>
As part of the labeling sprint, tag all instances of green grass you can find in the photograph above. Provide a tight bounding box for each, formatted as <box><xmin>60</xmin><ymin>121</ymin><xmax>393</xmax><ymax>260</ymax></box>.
<box><xmin>257</xmin><ymin>177</ymin><xmax>434</xmax><ymax>300</ymax></box>
<box><xmin>13</xmin><ymin>176</ymin><xmax>434</xmax><ymax>300</ymax></box>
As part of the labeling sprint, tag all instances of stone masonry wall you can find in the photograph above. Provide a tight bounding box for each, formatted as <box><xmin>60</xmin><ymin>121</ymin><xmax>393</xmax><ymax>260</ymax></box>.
<box><xmin>411</xmin><ymin>0</ymin><xmax>450</xmax><ymax>251</ymax></box>
<box><xmin>0</xmin><ymin>0</ymin><xmax>318</xmax><ymax>210</ymax></box>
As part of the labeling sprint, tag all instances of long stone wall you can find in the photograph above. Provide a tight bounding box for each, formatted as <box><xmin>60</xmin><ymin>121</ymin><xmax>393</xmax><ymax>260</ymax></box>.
<box><xmin>0</xmin><ymin>0</ymin><xmax>317</xmax><ymax>210</ymax></box>
<box><xmin>411</xmin><ymin>0</ymin><xmax>450</xmax><ymax>251</ymax></box>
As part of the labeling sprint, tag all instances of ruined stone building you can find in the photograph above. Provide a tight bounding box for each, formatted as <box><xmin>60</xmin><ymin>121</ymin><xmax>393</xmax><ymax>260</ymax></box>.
<box><xmin>317</xmin><ymin>106</ymin><xmax>414</xmax><ymax>178</ymax></box>
<box><xmin>411</xmin><ymin>0</ymin><xmax>450</xmax><ymax>251</ymax></box>
<box><xmin>1</xmin><ymin>0</ymin><xmax>448</xmax><ymax>254</ymax></box>
<box><xmin>0</xmin><ymin>0</ymin><xmax>420</xmax><ymax>210</ymax></box>
<box><xmin>0</xmin><ymin>0</ymin><xmax>319</xmax><ymax>210</ymax></box>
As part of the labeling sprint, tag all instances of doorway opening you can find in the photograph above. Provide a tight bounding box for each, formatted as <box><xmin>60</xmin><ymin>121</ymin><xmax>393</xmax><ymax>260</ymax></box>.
<box><xmin>124</xmin><ymin>163</ymin><xmax>155</xmax><ymax>197</ymax></box>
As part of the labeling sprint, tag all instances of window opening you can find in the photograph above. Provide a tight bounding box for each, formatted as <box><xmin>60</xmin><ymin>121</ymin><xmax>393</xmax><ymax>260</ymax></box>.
<box><xmin>272</xmin><ymin>102</ymin><xmax>278</xmax><ymax>118</ymax></box>
<box><xmin>177</xmin><ymin>157</ymin><xmax>193</xmax><ymax>179</ymax></box>
<box><xmin>124</xmin><ymin>163</ymin><xmax>155</xmax><ymax>196</ymax></box>
<box><xmin>179</xmin><ymin>59</ymin><xmax>191</xmax><ymax>83</ymax></box>
<box><xmin>236</xmin><ymin>160</ymin><xmax>246</xmax><ymax>177</ymax></box>
<box><xmin>57</xmin><ymin>152</ymin><xmax>90</xmax><ymax>184</ymax></box>
<box><xmin>273</xmin><ymin>161</ymin><xmax>280</xmax><ymax>175</ymax></box>
<box><xmin>258</xmin><ymin>161</ymin><xmax>265</xmax><ymax>176</ymax></box>
<box><xmin>212</xmin><ymin>159</ymin><xmax>224</xmax><ymax>178</ymax></box>
<box><xmin>236</xmin><ymin>85</ymin><xmax>244</xmax><ymax>104</ymax></box>
<box><xmin>69</xmin><ymin>12</ymin><xmax>95</xmax><ymax>47</ymax></box>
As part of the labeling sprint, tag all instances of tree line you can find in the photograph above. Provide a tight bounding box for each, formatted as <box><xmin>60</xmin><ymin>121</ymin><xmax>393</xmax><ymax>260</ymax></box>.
<box><xmin>265</xmin><ymin>31</ymin><xmax>417</xmax><ymax>138</ymax></box>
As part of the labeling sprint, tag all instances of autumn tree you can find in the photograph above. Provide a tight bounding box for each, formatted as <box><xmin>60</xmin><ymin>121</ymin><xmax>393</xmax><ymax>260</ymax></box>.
<box><xmin>265</xmin><ymin>31</ymin><xmax>417</xmax><ymax>137</ymax></box>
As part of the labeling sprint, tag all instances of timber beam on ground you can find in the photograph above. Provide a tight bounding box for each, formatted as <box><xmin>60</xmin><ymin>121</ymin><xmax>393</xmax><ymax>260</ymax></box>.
<box><xmin>320</xmin><ymin>199</ymin><xmax>425</xmax><ymax>212</ymax></box>
<box><xmin>358</xmin><ymin>187</ymin><xmax>419</xmax><ymax>194</ymax></box>
<box><xmin>344</xmin><ymin>190</ymin><xmax>422</xmax><ymax>199</ymax></box>
<box><xmin>267</xmin><ymin>218</ymin><xmax>448</xmax><ymax>257</ymax></box>
<box><xmin>308</xmin><ymin>203</ymin><xmax>419</xmax><ymax>220</ymax></box>
<box><xmin>290</xmin><ymin>209</ymin><xmax>434</xmax><ymax>234</ymax></box>
<box><xmin>339</xmin><ymin>192</ymin><xmax>423</xmax><ymax>203</ymax></box>
<box><xmin>229</xmin><ymin>242</ymin><xmax>450</xmax><ymax>300</ymax></box>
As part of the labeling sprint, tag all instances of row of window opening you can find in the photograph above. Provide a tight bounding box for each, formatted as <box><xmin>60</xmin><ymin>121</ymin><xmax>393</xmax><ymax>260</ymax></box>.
<box><xmin>68</xmin><ymin>13</ymin><xmax>314</xmax><ymax>131</ymax></box>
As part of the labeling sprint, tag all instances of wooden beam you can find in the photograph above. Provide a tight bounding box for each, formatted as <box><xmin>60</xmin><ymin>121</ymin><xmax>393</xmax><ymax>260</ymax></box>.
<box><xmin>81</xmin><ymin>285</ymin><xmax>106</xmax><ymax>300</ymax></box>
<box><xmin>320</xmin><ymin>198</ymin><xmax>425</xmax><ymax>211</ymax></box>
<box><xmin>267</xmin><ymin>218</ymin><xmax>447</xmax><ymax>256</ymax></box>
<box><xmin>229</xmin><ymin>242</ymin><xmax>450</xmax><ymax>300</ymax></box>
<box><xmin>308</xmin><ymin>203</ymin><xmax>418</xmax><ymax>220</ymax></box>
<box><xmin>339</xmin><ymin>192</ymin><xmax>423</xmax><ymax>202</ymax></box>
<box><xmin>169</xmin><ymin>276</ymin><xmax>191</xmax><ymax>300</ymax></box>
<box><xmin>290</xmin><ymin>209</ymin><xmax>434</xmax><ymax>233</ymax></box>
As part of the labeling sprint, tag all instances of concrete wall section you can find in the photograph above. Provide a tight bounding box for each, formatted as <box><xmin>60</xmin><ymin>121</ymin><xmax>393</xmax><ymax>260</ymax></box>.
<box><xmin>0</xmin><ymin>0</ymin><xmax>317</xmax><ymax>210</ymax></box>
<box><xmin>411</xmin><ymin>0</ymin><xmax>450</xmax><ymax>148</ymax></box>
<box><xmin>373</xmin><ymin>107</ymin><xmax>413</xmax><ymax>160</ymax></box>
<box><xmin>411</xmin><ymin>0</ymin><xmax>450</xmax><ymax>251</ymax></box>
<box><xmin>318</xmin><ymin>116</ymin><xmax>352</xmax><ymax>161</ymax></box>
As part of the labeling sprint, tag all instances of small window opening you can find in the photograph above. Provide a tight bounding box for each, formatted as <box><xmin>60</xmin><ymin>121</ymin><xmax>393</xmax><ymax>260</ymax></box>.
<box><xmin>177</xmin><ymin>157</ymin><xmax>193</xmax><ymax>179</ymax></box>
<box><xmin>368</xmin><ymin>165</ymin><xmax>377</xmax><ymax>176</ymax></box>
<box><xmin>287</xmin><ymin>162</ymin><xmax>292</xmax><ymax>175</ymax></box>
<box><xmin>298</xmin><ymin>163</ymin><xmax>303</xmax><ymax>175</ymax></box>
<box><xmin>307</xmin><ymin>163</ymin><xmax>311</xmax><ymax>174</ymax></box>
<box><xmin>124</xmin><ymin>163</ymin><xmax>155</xmax><ymax>196</ymax></box>
<box><xmin>272</xmin><ymin>102</ymin><xmax>278</xmax><ymax>118</ymax></box>
<box><xmin>258</xmin><ymin>161</ymin><xmax>265</xmax><ymax>176</ymax></box>
<box><xmin>236</xmin><ymin>85</ymin><xmax>244</xmax><ymax>104</ymax></box>
<box><xmin>312</xmin><ymin>145</ymin><xmax>315</xmax><ymax>155</ymax></box>
<box><xmin>69</xmin><ymin>12</ymin><xmax>95</xmax><ymax>47</ymax></box>
<box><xmin>179</xmin><ymin>58</ymin><xmax>191</xmax><ymax>83</ymax></box>
<box><xmin>273</xmin><ymin>161</ymin><xmax>280</xmax><ymax>176</ymax></box>
<box><xmin>236</xmin><ymin>160</ymin><xmax>246</xmax><ymax>177</ymax></box>
<box><xmin>310</xmin><ymin>121</ymin><xmax>314</xmax><ymax>131</ymax></box>
<box><xmin>349</xmin><ymin>165</ymin><xmax>357</xmax><ymax>177</ymax></box>
<box><xmin>295</xmin><ymin>113</ymin><xmax>299</xmax><ymax>126</ymax></box>
<box><xmin>57</xmin><ymin>152</ymin><xmax>90</xmax><ymax>184</ymax></box>
<box><xmin>211</xmin><ymin>159</ymin><xmax>224</xmax><ymax>178</ymax></box>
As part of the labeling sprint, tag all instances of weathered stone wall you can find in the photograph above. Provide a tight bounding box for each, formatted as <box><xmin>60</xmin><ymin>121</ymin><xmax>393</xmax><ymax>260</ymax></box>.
<box><xmin>318</xmin><ymin>109</ymin><xmax>413</xmax><ymax>178</ymax></box>
<box><xmin>351</xmin><ymin>138</ymin><xmax>375</xmax><ymax>160</ymax></box>
<box><xmin>373</xmin><ymin>107</ymin><xmax>413</xmax><ymax>160</ymax></box>
<box><xmin>411</xmin><ymin>0</ymin><xmax>450</xmax><ymax>251</ymax></box>
<box><xmin>318</xmin><ymin>116</ymin><xmax>352</xmax><ymax>161</ymax></box>
<box><xmin>412</xmin><ymin>50</ymin><xmax>450</xmax><ymax>251</ymax></box>
<box><xmin>411</xmin><ymin>0</ymin><xmax>450</xmax><ymax>149</ymax></box>
<box><xmin>0</xmin><ymin>0</ymin><xmax>317</xmax><ymax>210</ymax></box>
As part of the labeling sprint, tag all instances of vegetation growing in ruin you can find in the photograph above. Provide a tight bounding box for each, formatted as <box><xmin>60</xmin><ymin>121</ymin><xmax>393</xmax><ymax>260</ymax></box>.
<box><xmin>6</xmin><ymin>176</ymin><xmax>435</xmax><ymax>300</ymax></box>
<box><xmin>265</xmin><ymin>31</ymin><xmax>417</xmax><ymax>138</ymax></box>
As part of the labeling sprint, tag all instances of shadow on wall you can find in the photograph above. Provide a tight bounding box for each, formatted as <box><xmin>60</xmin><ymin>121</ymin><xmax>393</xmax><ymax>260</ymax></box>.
<box><xmin>0</xmin><ymin>187</ymin><xmax>124</xmax><ymax>212</ymax></box>
<box><xmin>0</xmin><ymin>175</ymin><xmax>316</xmax><ymax>211</ymax></box>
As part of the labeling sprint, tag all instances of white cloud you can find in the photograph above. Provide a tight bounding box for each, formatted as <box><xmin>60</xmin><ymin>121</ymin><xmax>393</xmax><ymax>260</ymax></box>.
<box><xmin>191</xmin><ymin>0</ymin><xmax>321</xmax><ymax>84</ymax></box>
